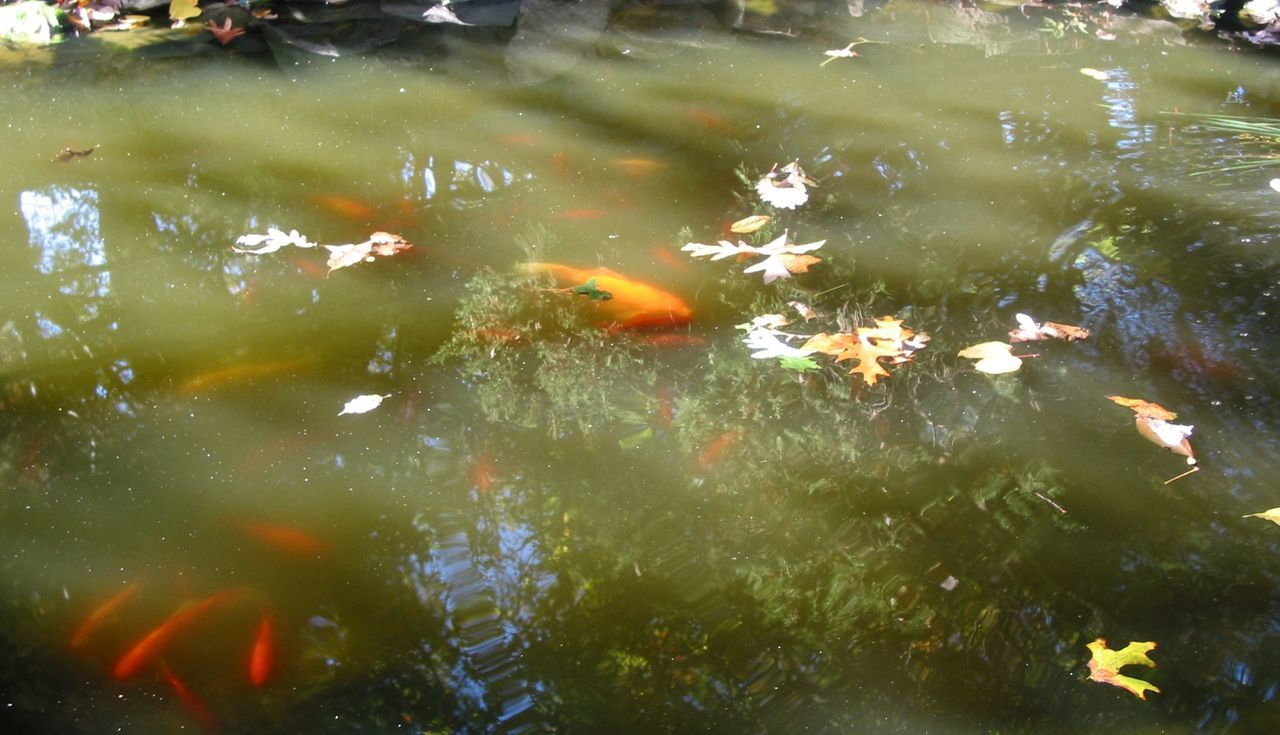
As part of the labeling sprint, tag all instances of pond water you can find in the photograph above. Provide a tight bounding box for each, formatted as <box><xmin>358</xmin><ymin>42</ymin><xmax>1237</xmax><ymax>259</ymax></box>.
<box><xmin>5</xmin><ymin>4</ymin><xmax>1280</xmax><ymax>733</ymax></box>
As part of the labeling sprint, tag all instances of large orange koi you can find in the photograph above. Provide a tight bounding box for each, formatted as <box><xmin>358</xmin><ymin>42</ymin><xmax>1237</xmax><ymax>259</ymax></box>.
<box><xmin>248</xmin><ymin>613</ymin><xmax>274</xmax><ymax>687</ymax></box>
<box><xmin>520</xmin><ymin>262</ymin><xmax>693</xmax><ymax>331</ymax></box>
<box><xmin>69</xmin><ymin>581</ymin><xmax>143</xmax><ymax>649</ymax></box>
<box><xmin>114</xmin><ymin>589</ymin><xmax>242</xmax><ymax>679</ymax></box>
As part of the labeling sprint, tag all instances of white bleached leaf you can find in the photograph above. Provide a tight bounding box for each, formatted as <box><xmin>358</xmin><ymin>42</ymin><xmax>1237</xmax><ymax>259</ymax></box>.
<box><xmin>234</xmin><ymin>227</ymin><xmax>316</xmax><ymax>254</ymax></box>
<box><xmin>685</xmin><ymin>231</ymin><xmax>825</xmax><ymax>283</ymax></box>
<box><xmin>681</xmin><ymin>240</ymin><xmax>753</xmax><ymax>261</ymax></box>
<box><xmin>338</xmin><ymin>393</ymin><xmax>390</xmax><ymax>416</ymax></box>
<box><xmin>744</xmin><ymin>328</ymin><xmax>816</xmax><ymax>360</ymax></box>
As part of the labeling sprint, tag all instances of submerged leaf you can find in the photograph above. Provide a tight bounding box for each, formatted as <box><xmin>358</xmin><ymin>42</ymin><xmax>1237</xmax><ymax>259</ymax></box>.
<box><xmin>1086</xmin><ymin>639</ymin><xmax>1160</xmax><ymax>700</ymax></box>
<box><xmin>571</xmin><ymin>277</ymin><xmax>613</xmax><ymax>301</ymax></box>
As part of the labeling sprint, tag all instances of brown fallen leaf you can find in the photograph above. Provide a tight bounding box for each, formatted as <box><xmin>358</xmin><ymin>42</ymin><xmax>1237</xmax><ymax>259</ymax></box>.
<box><xmin>206</xmin><ymin>18</ymin><xmax>245</xmax><ymax>45</ymax></box>
<box><xmin>52</xmin><ymin>145</ymin><xmax>98</xmax><ymax>163</ymax></box>
<box><xmin>1108</xmin><ymin>395</ymin><xmax>1196</xmax><ymax>465</ymax></box>
<box><xmin>802</xmin><ymin>316</ymin><xmax>927</xmax><ymax>385</ymax></box>
<box><xmin>1010</xmin><ymin>313</ymin><xmax>1090</xmax><ymax>342</ymax></box>
<box><xmin>324</xmin><ymin>232</ymin><xmax>413</xmax><ymax>275</ymax></box>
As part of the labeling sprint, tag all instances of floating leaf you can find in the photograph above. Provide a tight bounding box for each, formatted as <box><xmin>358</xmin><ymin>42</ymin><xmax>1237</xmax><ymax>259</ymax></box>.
<box><xmin>1086</xmin><ymin>639</ymin><xmax>1160</xmax><ymax>701</ymax></box>
<box><xmin>324</xmin><ymin>232</ymin><xmax>413</xmax><ymax>275</ymax></box>
<box><xmin>779</xmin><ymin>355</ymin><xmax>820</xmax><ymax>372</ymax></box>
<box><xmin>1009</xmin><ymin>313</ymin><xmax>1090</xmax><ymax>342</ymax></box>
<box><xmin>1080</xmin><ymin>67</ymin><xmax>1110</xmax><ymax>81</ymax></box>
<box><xmin>683</xmin><ymin>231</ymin><xmax>825</xmax><ymax>284</ymax></box>
<box><xmin>820</xmin><ymin>43</ymin><xmax>861</xmax><ymax>66</ymax></box>
<box><xmin>169</xmin><ymin>0</ymin><xmax>201</xmax><ymax>23</ymax></box>
<box><xmin>1108</xmin><ymin>395</ymin><xmax>1196</xmax><ymax>465</ymax></box>
<box><xmin>957</xmin><ymin>342</ymin><xmax>1022</xmax><ymax>374</ymax></box>
<box><xmin>1244</xmin><ymin>508</ymin><xmax>1280</xmax><ymax>526</ymax></box>
<box><xmin>729</xmin><ymin>215</ymin><xmax>771</xmax><ymax>234</ymax></box>
<box><xmin>52</xmin><ymin>145</ymin><xmax>98</xmax><ymax>163</ymax></box>
<box><xmin>755</xmin><ymin>161</ymin><xmax>814</xmax><ymax>209</ymax></box>
<box><xmin>571</xmin><ymin>277</ymin><xmax>613</xmax><ymax>301</ymax></box>
<box><xmin>803</xmin><ymin>317</ymin><xmax>928</xmax><ymax>385</ymax></box>
<box><xmin>205</xmin><ymin>17</ymin><xmax>244</xmax><ymax>45</ymax></box>
<box><xmin>234</xmin><ymin>228</ymin><xmax>316</xmax><ymax>254</ymax></box>
<box><xmin>338</xmin><ymin>394</ymin><xmax>390</xmax><ymax>416</ymax></box>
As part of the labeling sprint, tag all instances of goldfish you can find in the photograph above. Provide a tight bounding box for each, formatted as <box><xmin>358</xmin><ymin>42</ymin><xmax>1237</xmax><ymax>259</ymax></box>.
<box><xmin>248</xmin><ymin>613</ymin><xmax>274</xmax><ymax>687</ymax></box>
<box><xmin>177</xmin><ymin>359</ymin><xmax>311</xmax><ymax>395</ymax></box>
<box><xmin>69</xmin><ymin>581</ymin><xmax>143</xmax><ymax>649</ymax></box>
<box><xmin>696</xmin><ymin>430</ymin><xmax>742</xmax><ymax>470</ymax></box>
<box><xmin>161</xmin><ymin>663</ymin><xmax>220</xmax><ymax>732</ymax></box>
<box><xmin>114</xmin><ymin>589</ymin><xmax>242</xmax><ymax>679</ymax></box>
<box><xmin>233</xmin><ymin>520</ymin><xmax>328</xmax><ymax>558</ymax></box>
<box><xmin>471</xmin><ymin>452</ymin><xmax>497</xmax><ymax>493</ymax></box>
<box><xmin>552</xmin><ymin>208</ymin><xmax>608</xmax><ymax>220</ymax></box>
<box><xmin>652</xmin><ymin>246</ymin><xmax>688</xmax><ymax>271</ymax></box>
<box><xmin>685</xmin><ymin>108</ymin><xmax>731</xmax><ymax>132</ymax></box>
<box><xmin>520</xmin><ymin>262</ymin><xmax>693</xmax><ymax>331</ymax></box>
<box><xmin>312</xmin><ymin>194</ymin><xmax>376</xmax><ymax>221</ymax></box>
<box><xmin>613</xmin><ymin>158</ymin><xmax>669</xmax><ymax>178</ymax></box>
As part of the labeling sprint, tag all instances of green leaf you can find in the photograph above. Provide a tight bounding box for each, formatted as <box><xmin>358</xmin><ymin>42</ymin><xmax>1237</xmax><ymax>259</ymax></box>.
<box><xmin>779</xmin><ymin>355</ymin><xmax>820</xmax><ymax>372</ymax></box>
<box><xmin>572</xmin><ymin>277</ymin><xmax>613</xmax><ymax>301</ymax></box>
<box><xmin>1086</xmin><ymin>639</ymin><xmax>1160</xmax><ymax>700</ymax></box>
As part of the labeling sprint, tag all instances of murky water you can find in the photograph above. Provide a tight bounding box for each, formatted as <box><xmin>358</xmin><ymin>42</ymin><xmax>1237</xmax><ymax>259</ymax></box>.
<box><xmin>5</xmin><ymin>6</ymin><xmax>1280</xmax><ymax>733</ymax></box>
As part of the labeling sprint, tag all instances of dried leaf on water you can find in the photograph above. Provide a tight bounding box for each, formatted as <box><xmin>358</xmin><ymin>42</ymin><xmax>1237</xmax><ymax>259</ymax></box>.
<box><xmin>52</xmin><ymin>145</ymin><xmax>98</xmax><ymax>163</ymax></box>
<box><xmin>324</xmin><ymin>232</ymin><xmax>413</xmax><ymax>274</ymax></box>
<box><xmin>803</xmin><ymin>317</ymin><xmax>929</xmax><ymax>386</ymax></box>
<box><xmin>338</xmin><ymin>394</ymin><xmax>390</xmax><ymax>416</ymax></box>
<box><xmin>1244</xmin><ymin>508</ymin><xmax>1280</xmax><ymax>526</ymax></box>
<box><xmin>957</xmin><ymin>341</ymin><xmax>1022</xmax><ymax>374</ymax></box>
<box><xmin>1086</xmin><ymin>639</ymin><xmax>1160</xmax><ymax>700</ymax></box>
<box><xmin>730</xmin><ymin>215</ymin><xmax>772</xmax><ymax>234</ymax></box>
<box><xmin>754</xmin><ymin>161</ymin><xmax>814</xmax><ymax>209</ymax></box>
<box><xmin>682</xmin><ymin>231</ymin><xmax>825</xmax><ymax>284</ymax></box>
<box><xmin>1107</xmin><ymin>395</ymin><xmax>1196</xmax><ymax>465</ymax></box>
<box><xmin>1009</xmin><ymin>313</ymin><xmax>1090</xmax><ymax>342</ymax></box>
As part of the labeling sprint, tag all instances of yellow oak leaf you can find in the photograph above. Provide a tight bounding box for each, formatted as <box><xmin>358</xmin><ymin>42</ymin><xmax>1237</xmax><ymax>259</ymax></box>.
<box><xmin>169</xmin><ymin>0</ymin><xmax>200</xmax><ymax>22</ymax></box>
<box><xmin>1086</xmin><ymin>639</ymin><xmax>1160</xmax><ymax>700</ymax></box>
<box><xmin>1106</xmin><ymin>395</ymin><xmax>1178</xmax><ymax>421</ymax></box>
<box><xmin>729</xmin><ymin>215</ymin><xmax>771</xmax><ymax>234</ymax></box>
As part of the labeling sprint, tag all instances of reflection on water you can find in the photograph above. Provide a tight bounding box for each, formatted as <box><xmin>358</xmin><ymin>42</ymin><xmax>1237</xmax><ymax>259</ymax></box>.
<box><xmin>5</xmin><ymin>13</ymin><xmax>1280</xmax><ymax>735</ymax></box>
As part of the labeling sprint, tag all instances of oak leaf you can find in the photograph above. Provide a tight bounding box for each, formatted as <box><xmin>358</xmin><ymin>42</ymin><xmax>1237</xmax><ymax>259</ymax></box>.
<box><xmin>1086</xmin><ymin>639</ymin><xmax>1160</xmax><ymax>700</ymax></box>
<box><xmin>682</xmin><ymin>231</ymin><xmax>825</xmax><ymax>284</ymax></box>
<box><xmin>803</xmin><ymin>317</ymin><xmax>928</xmax><ymax>385</ymax></box>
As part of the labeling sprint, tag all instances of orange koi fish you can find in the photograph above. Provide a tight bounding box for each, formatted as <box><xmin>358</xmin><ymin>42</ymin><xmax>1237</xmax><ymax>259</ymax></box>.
<box><xmin>233</xmin><ymin>520</ymin><xmax>328</xmax><ymax>558</ymax></box>
<box><xmin>114</xmin><ymin>589</ymin><xmax>242</xmax><ymax>679</ymax></box>
<box><xmin>69</xmin><ymin>581</ymin><xmax>143</xmax><ymax>649</ymax></box>
<box><xmin>696</xmin><ymin>430</ymin><xmax>742</xmax><ymax>470</ymax></box>
<box><xmin>177</xmin><ymin>359</ymin><xmax>311</xmax><ymax>395</ymax></box>
<box><xmin>519</xmin><ymin>262</ymin><xmax>693</xmax><ymax>331</ymax></box>
<box><xmin>685</xmin><ymin>108</ymin><xmax>731</xmax><ymax>132</ymax></box>
<box><xmin>613</xmin><ymin>158</ymin><xmax>669</xmax><ymax>178</ymax></box>
<box><xmin>312</xmin><ymin>194</ymin><xmax>376</xmax><ymax>221</ymax></box>
<box><xmin>471</xmin><ymin>452</ymin><xmax>497</xmax><ymax>493</ymax></box>
<box><xmin>552</xmin><ymin>208</ymin><xmax>608</xmax><ymax>220</ymax></box>
<box><xmin>162</xmin><ymin>663</ymin><xmax>220</xmax><ymax>732</ymax></box>
<box><xmin>248</xmin><ymin>614</ymin><xmax>274</xmax><ymax>687</ymax></box>
<box><xmin>652</xmin><ymin>246</ymin><xmax>687</xmax><ymax>272</ymax></box>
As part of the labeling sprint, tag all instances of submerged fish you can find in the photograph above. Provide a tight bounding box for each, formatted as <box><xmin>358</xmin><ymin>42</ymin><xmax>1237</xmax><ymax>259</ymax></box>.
<box><xmin>114</xmin><ymin>589</ymin><xmax>243</xmax><ymax>679</ymax></box>
<box><xmin>177</xmin><ymin>359</ymin><xmax>311</xmax><ymax>395</ymax></box>
<box><xmin>233</xmin><ymin>520</ymin><xmax>328</xmax><ymax>558</ymax></box>
<box><xmin>161</xmin><ymin>663</ymin><xmax>220</xmax><ymax>732</ymax></box>
<box><xmin>519</xmin><ymin>262</ymin><xmax>693</xmax><ymax>330</ymax></box>
<box><xmin>312</xmin><ymin>194</ymin><xmax>377</xmax><ymax>221</ymax></box>
<box><xmin>248</xmin><ymin>613</ymin><xmax>275</xmax><ymax>687</ymax></box>
<box><xmin>69</xmin><ymin>581</ymin><xmax>144</xmax><ymax>649</ymax></box>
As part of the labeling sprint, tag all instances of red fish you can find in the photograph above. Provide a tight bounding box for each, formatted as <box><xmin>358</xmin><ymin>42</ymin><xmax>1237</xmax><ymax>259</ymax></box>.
<box><xmin>652</xmin><ymin>246</ymin><xmax>687</xmax><ymax>272</ymax></box>
<box><xmin>519</xmin><ymin>262</ymin><xmax>693</xmax><ymax>331</ymax></box>
<box><xmin>162</xmin><ymin>663</ymin><xmax>220</xmax><ymax>732</ymax></box>
<box><xmin>289</xmin><ymin>254</ymin><xmax>329</xmax><ymax>279</ymax></box>
<box><xmin>69</xmin><ymin>581</ymin><xmax>143</xmax><ymax>649</ymax></box>
<box><xmin>233</xmin><ymin>520</ymin><xmax>328</xmax><ymax>558</ymax></box>
<box><xmin>248</xmin><ymin>614</ymin><xmax>274</xmax><ymax>687</ymax></box>
<box><xmin>471</xmin><ymin>452</ymin><xmax>497</xmax><ymax>494</ymax></box>
<box><xmin>657</xmin><ymin>384</ymin><xmax>674</xmax><ymax>427</ymax></box>
<box><xmin>552</xmin><ymin>208</ymin><xmax>607</xmax><ymax>220</ymax></box>
<box><xmin>312</xmin><ymin>194</ymin><xmax>376</xmax><ymax>221</ymax></box>
<box><xmin>696</xmin><ymin>430</ymin><xmax>742</xmax><ymax>470</ymax></box>
<box><xmin>114</xmin><ymin>589</ymin><xmax>242</xmax><ymax>679</ymax></box>
<box><xmin>686</xmin><ymin>108</ymin><xmax>731</xmax><ymax>132</ymax></box>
